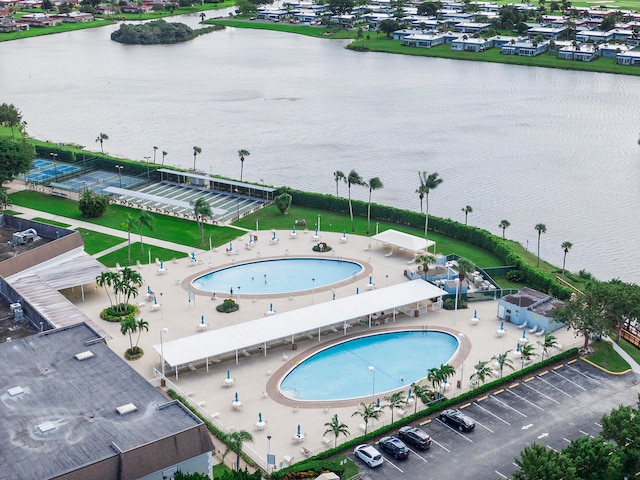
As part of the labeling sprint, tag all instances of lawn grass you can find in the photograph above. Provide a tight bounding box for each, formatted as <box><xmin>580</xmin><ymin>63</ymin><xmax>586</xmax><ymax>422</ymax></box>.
<box><xmin>618</xmin><ymin>338</ymin><xmax>640</xmax><ymax>367</ymax></box>
<box><xmin>585</xmin><ymin>340</ymin><xmax>631</xmax><ymax>373</ymax></box>
<box><xmin>236</xmin><ymin>204</ymin><xmax>505</xmax><ymax>268</ymax></box>
<box><xmin>2</xmin><ymin>210</ymin><xmax>23</xmax><ymax>216</ymax></box>
<box><xmin>74</xmin><ymin>227</ymin><xmax>126</xmax><ymax>256</ymax></box>
<box><xmin>97</xmin><ymin>242</ymin><xmax>188</xmax><ymax>268</ymax></box>
<box><xmin>0</xmin><ymin>19</ymin><xmax>115</xmax><ymax>42</ymax></box>
<box><xmin>9</xmin><ymin>191</ymin><xmax>241</xmax><ymax>249</ymax></box>
<box><xmin>31</xmin><ymin>217</ymin><xmax>71</xmax><ymax>228</ymax></box>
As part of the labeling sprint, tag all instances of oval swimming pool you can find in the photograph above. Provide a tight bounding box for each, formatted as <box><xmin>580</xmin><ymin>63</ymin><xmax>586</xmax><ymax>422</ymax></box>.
<box><xmin>279</xmin><ymin>330</ymin><xmax>459</xmax><ymax>402</ymax></box>
<box><xmin>192</xmin><ymin>257</ymin><xmax>363</xmax><ymax>295</ymax></box>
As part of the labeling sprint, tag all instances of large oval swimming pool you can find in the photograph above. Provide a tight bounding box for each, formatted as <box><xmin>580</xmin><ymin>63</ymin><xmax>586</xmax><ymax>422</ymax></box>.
<box><xmin>192</xmin><ymin>257</ymin><xmax>363</xmax><ymax>295</ymax></box>
<box><xmin>279</xmin><ymin>330</ymin><xmax>459</xmax><ymax>402</ymax></box>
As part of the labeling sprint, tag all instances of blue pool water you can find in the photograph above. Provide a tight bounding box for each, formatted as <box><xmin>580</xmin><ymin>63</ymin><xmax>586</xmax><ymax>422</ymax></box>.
<box><xmin>192</xmin><ymin>258</ymin><xmax>363</xmax><ymax>295</ymax></box>
<box><xmin>279</xmin><ymin>331</ymin><xmax>459</xmax><ymax>401</ymax></box>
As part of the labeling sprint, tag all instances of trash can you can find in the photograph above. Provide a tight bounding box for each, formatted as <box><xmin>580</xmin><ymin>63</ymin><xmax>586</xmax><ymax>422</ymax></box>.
<box><xmin>292</xmin><ymin>343</ymin><xmax>297</xmax><ymax>351</ymax></box>
<box><xmin>506</xmin><ymin>315</ymin><xmax>511</xmax><ymax>322</ymax></box>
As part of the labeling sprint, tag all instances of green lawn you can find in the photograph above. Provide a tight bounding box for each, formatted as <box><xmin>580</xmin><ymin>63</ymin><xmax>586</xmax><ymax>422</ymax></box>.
<box><xmin>0</xmin><ymin>19</ymin><xmax>114</xmax><ymax>42</ymax></box>
<box><xmin>618</xmin><ymin>338</ymin><xmax>640</xmax><ymax>367</ymax></box>
<box><xmin>97</xmin><ymin>242</ymin><xmax>188</xmax><ymax>268</ymax></box>
<box><xmin>74</xmin><ymin>227</ymin><xmax>126</xmax><ymax>255</ymax></box>
<box><xmin>31</xmin><ymin>217</ymin><xmax>71</xmax><ymax>228</ymax></box>
<box><xmin>585</xmin><ymin>340</ymin><xmax>631</xmax><ymax>373</ymax></box>
<box><xmin>10</xmin><ymin>191</ymin><xmax>240</xmax><ymax>249</ymax></box>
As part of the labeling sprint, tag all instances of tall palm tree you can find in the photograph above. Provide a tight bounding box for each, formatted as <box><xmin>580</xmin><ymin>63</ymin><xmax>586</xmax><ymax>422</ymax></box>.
<box><xmin>192</xmin><ymin>146</ymin><xmax>202</xmax><ymax>171</ymax></box>
<box><xmin>427</xmin><ymin>367</ymin><xmax>442</xmax><ymax>394</ymax></box>
<box><xmin>416</xmin><ymin>184</ymin><xmax>426</xmax><ymax>213</ymax></box>
<box><xmin>384</xmin><ymin>391</ymin><xmax>405</xmax><ymax>424</ymax></box>
<box><xmin>225</xmin><ymin>430</ymin><xmax>254</xmax><ymax>471</ymax></box>
<box><xmin>499</xmin><ymin>219</ymin><xmax>510</xmax><ymax>239</ymax></box>
<box><xmin>121</xmin><ymin>215</ymin><xmax>138</xmax><ymax>263</ymax></box>
<box><xmin>491</xmin><ymin>350</ymin><xmax>515</xmax><ymax>378</ymax></box>
<box><xmin>119</xmin><ymin>267</ymin><xmax>143</xmax><ymax>311</ymax></box>
<box><xmin>192</xmin><ymin>197</ymin><xmax>212</xmax><ymax>246</ymax></box>
<box><xmin>437</xmin><ymin>364</ymin><xmax>456</xmax><ymax>395</ymax></box>
<box><xmin>152</xmin><ymin>146</ymin><xmax>158</xmax><ymax>163</ymax></box>
<box><xmin>461</xmin><ymin>205</ymin><xmax>472</xmax><ymax>225</ymax></box>
<box><xmin>161</xmin><ymin>150</ymin><xmax>167</xmax><ymax>166</ymax></box>
<box><xmin>561</xmin><ymin>241</ymin><xmax>572</xmax><ymax>279</ymax></box>
<box><xmin>333</xmin><ymin>170</ymin><xmax>345</xmax><ymax>196</ymax></box>
<box><xmin>138</xmin><ymin>211</ymin><xmax>154</xmax><ymax>254</ymax></box>
<box><xmin>417</xmin><ymin>171</ymin><xmax>443</xmax><ymax>249</ymax></box>
<box><xmin>520</xmin><ymin>343</ymin><xmax>536</xmax><ymax>370</ymax></box>
<box><xmin>133</xmin><ymin>318</ymin><xmax>149</xmax><ymax>355</ymax></box>
<box><xmin>120</xmin><ymin>317</ymin><xmax>138</xmax><ymax>355</ymax></box>
<box><xmin>351</xmin><ymin>402</ymin><xmax>382</xmax><ymax>435</ymax></box>
<box><xmin>410</xmin><ymin>383</ymin><xmax>430</xmax><ymax>413</ymax></box>
<box><xmin>471</xmin><ymin>360</ymin><xmax>493</xmax><ymax>385</ymax></box>
<box><xmin>346</xmin><ymin>169</ymin><xmax>363</xmax><ymax>232</ymax></box>
<box><xmin>96</xmin><ymin>271</ymin><xmax>117</xmax><ymax>306</ymax></box>
<box><xmin>238</xmin><ymin>149</ymin><xmax>250</xmax><ymax>181</ymax></box>
<box><xmin>199</xmin><ymin>11</ymin><xmax>206</xmax><ymax>22</ymax></box>
<box><xmin>455</xmin><ymin>257</ymin><xmax>475</xmax><ymax>303</ymax></box>
<box><xmin>323</xmin><ymin>414</ymin><xmax>350</xmax><ymax>448</ymax></box>
<box><xmin>535</xmin><ymin>223</ymin><xmax>547</xmax><ymax>267</ymax></box>
<box><xmin>95</xmin><ymin>132</ymin><xmax>109</xmax><ymax>153</ymax></box>
<box><xmin>415</xmin><ymin>252</ymin><xmax>436</xmax><ymax>280</ymax></box>
<box><xmin>540</xmin><ymin>333</ymin><xmax>558</xmax><ymax>361</ymax></box>
<box><xmin>365</xmin><ymin>176</ymin><xmax>383</xmax><ymax>234</ymax></box>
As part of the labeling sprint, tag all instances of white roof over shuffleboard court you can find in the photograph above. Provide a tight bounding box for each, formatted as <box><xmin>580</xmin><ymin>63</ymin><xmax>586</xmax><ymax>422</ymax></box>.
<box><xmin>371</xmin><ymin>229</ymin><xmax>435</xmax><ymax>253</ymax></box>
<box><xmin>153</xmin><ymin>279</ymin><xmax>447</xmax><ymax>369</ymax></box>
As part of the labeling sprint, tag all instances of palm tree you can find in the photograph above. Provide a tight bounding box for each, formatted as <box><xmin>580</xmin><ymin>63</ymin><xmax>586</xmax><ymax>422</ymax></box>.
<box><xmin>416</xmin><ymin>184</ymin><xmax>426</xmax><ymax>213</ymax></box>
<box><xmin>540</xmin><ymin>333</ymin><xmax>558</xmax><ymax>361</ymax></box>
<box><xmin>225</xmin><ymin>430</ymin><xmax>254</xmax><ymax>471</ymax></box>
<box><xmin>323</xmin><ymin>414</ymin><xmax>350</xmax><ymax>448</ymax></box>
<box><xmin>351</xmin><ymin>402</ymin><xmax>382</xmax><ymax>435</ymax></box>
<box><xmin>417</xmin><ymin>171</ymin><xmax>443</xmax><ymax>249</ymax></box>
<box><xmin>192</xmin><ymin>197</ymin><xmax>212</xmax><ymax>246</ymax></box>
<box><xmin>455</xmin><ymin>257</ymin><xmax>475</xmax><ymax>303</ymax></box>
<box><xmin>471</xmin><ymin>360</ymin><xmax>493</xmax><ymax>385</ymax></box>
<box><xmin>119</xmin><ymin>267</ymin><xmax>143</xmax><ymax>312</ymax></box>
<box><xmin>133</xmin><ymin>318</ymin><xmax>149</xmax><ymax>355</ymax></box>
<box><xmin>95</xmin><ymin>132</ymin><xmax>109</xmax><ymax>153</ymax></box>
<box><xmin>238</xmin><ymin>149</ymin><xmax>250</xmax><ymax>181</ymax></box>
<box><xmin>535</xmin><ymin>223</ymin><xmax>547</xmax><ymax>267</ymax></box>
<box><xmin>152</xmin><ymin>146</ymin><xmax>158</xmax><ymax>163</ymax></box>
<box><xmin>192</xmin><ymin>146</ymin><xmax>202</xmax><ymax>171</ymax></box>
<box><xmin>346</xmin><ymin>169</ymin><xmax>363</xmax><ymax>232</ymax></box>
<box><xmin>384</xmin><ymin>391</ymin><xmax>406</xmax><ymax>424</ymax></box>
<box><xmin>491</xmin><ymin>350</ymin><xmax>515</xmax><ymax>378</ymax></box>
<box><xmin>96</xmin><ymin>271</ymin><xmax>117</xmax><ymax>306</ymax></box>
<box><xmin>410</xmin><ymin>383</ymin><xmax>430</xmax><ymax>413</ymax></box>
<box><xmin>438</xmin><ymin>364</ymin><xmax>456</xmax><ymax>394</ymax></box>
<box><xmin>333</xmin><ymin>170</ymin><xmax>345</xmax><ymax>196</ymax></box>
<box><xmin>365</xmin><ymin>176</ymin><xmax>383</xmax><ymax>234</ymax></box>
<box><xmin>415</xmin><ymin>252</ymin><xmax>436</xmax><ymax>280</ymax></box>
<box><xmin>199</xmin><ymin>11</ymin><xmax>206</xmax><ymax>22</ymax></box>
<box><xmin>520</xmin><ymin>343</ymin><xmax>536</xmax><ymax>370</ymax></box>
<box><xmin>120</xmin><ymin>317</ymin><xmax>138</xmax><ymax>354</ymax></box>
<box><xmin>161</xmin><ymin>150</ymin><xmax>167</xmax><ymax>165</ymax></box>
<box><xmin>121</xmin><ymin>215</ymin><xmax>138</xmax><ymax>263</ymax></box>
<box><xmin>427</xmin><ymin>367</ymin><xmax>442</xmax><ymax>394</ymax></box>
<box><xmin>561</xmin><ymin>241</ymin><xmax>572</xmax><ymax>279</ymax></box>
<box><xmin>138</xmin><ymin>211</ymin><xmax>154</xmax><ymax>254</ymax></box>
<box><xmin>499</xmin><ymin>219</ymin><xmax>510</xmax><ymax>239</ymax></box>
<box><xmin>461</xmin><ymin>205</ymin><xmax>472</xmax><ymax>225</ymax></box>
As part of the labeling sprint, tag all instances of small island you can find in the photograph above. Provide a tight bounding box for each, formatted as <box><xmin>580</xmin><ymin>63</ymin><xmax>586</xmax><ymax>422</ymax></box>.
<box><xmin>111</xmin><ymin>19</ymin><xmax>221</xmax><ymax>45</ymax></box>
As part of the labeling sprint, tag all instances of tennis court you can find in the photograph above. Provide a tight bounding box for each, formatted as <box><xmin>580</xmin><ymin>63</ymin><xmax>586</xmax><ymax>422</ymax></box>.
<box><xmin>33</xmin><ymin>159</ymin><xmax>53</xmax><ymax>169</ymax></box>
<box><xmin>53</xmin><ymin>170</ymin><xmax>144</xmax><ymax>194</ymax></box>
<box><xmin>26</xmin><ymin>165</ymin><xmax>80</xmax><ymax>183</ymax></box>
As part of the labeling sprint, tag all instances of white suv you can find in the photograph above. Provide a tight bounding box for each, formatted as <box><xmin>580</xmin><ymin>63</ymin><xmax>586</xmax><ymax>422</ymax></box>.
<box><xmin>354</xmin><ymin>444</ymin><xmax>384</xmax><ymax>467</ymax></box>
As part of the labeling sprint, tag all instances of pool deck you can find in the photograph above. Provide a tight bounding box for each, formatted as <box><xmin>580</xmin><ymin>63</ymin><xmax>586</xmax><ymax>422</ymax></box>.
<box><xmin>5</xmin><ymin>196</ymin><xmax>580</xmax><ymax>473</ymax></box>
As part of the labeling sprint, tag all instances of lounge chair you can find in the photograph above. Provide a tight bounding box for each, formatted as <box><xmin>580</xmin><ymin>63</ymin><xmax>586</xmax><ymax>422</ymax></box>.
<box><xmin>528</xmin><ymin>325</ymin><xmax>539</xmax><ymax>334</ymax></box>
<box><xmin>517</xmin><ymin>322</ymin><xmax>528</xmax><ymax>329</ymax></box>
<box><xmin>242</xmin><ymin>349</ymin><xmax>251</xmax><ymax>357</ymax></box>
<box><xmin>535</xmin><ymin>328</ymin><xmax>546</xmax><ymax>337</ymax></box>
<box><xmin>384</xmin><ymin>250</ymin><xmax>393</xmax><ymax>257</ymax></box>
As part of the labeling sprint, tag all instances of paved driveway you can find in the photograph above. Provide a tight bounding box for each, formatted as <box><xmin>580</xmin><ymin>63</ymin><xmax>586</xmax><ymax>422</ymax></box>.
<box><xmin>352</xmin><ymin>360</ymin><xmax>640</xmax><ymax>479</ymax></box>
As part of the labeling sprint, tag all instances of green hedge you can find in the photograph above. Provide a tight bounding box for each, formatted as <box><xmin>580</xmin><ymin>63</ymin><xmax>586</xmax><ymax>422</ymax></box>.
<box><xmin>277</xmin><ymin>186</ymin><xmax>572</xmax><ymax>300</ymax></box>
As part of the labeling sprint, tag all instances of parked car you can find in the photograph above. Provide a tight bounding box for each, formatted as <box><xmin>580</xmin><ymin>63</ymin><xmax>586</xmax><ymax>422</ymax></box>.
<box><xmin>379</xmin><ymin>436</ymin><xmax>410</xmax><ymax>459</ymax></box>
<box><xmin>398</xmin><ymin>425</ymin><xmax>432</xmax><ymax>449</ymax></box>
<box><xmin>440</xmin><ymin>409</ymin><xmax>476</xmax><ymax>432</ymax></box>
<box><xmin>354</xmin><ymin>444</ymin><xmax>384</xmax><ymax>467</ymax></box>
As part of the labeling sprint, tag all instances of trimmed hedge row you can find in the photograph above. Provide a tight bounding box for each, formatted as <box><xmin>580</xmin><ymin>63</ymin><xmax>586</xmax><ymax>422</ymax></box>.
<box><xmin>277</xmin><ymin>187</ymin><xmax>572</xmax><ymax>300</ymax></box>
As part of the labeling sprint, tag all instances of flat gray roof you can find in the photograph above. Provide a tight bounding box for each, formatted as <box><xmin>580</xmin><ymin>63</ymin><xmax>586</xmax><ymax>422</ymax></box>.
<box><xmin>158</xmin><ymin>168</ymin><xmax>277</xmax><ymax>193</ymax></box>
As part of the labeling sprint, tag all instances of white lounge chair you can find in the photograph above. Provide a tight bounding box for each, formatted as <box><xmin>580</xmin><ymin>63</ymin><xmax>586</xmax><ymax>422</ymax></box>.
<box><xmin>517</xmin><ymin>322</ymin><xmax>528</xmax><ymax>329</ymax></box>
<box><xmin>528</xmin><ymin>325</ymin><xmax>539</xmax><ymax>334</ymax></box>
<box><xmin>384</xmin><ymin>250</ymin><xmax>393</xmax><ymax>257</ymax></box>
<box><xmin>242</xmin><ymin>349</ymin><xmax>251</xmax><ymax>357</ymax></box>
<box><xmin>535</xmin><ymin>328</ymin><xmax>546</xmax><ymax>337</ymax></box>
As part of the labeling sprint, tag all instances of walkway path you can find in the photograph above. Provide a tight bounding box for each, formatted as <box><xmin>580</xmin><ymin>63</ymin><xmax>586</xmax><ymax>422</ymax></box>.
<box><xmin>607</xmin><ymin>336</ymin><xmax>640</xmax><ymax>374</ymax></box>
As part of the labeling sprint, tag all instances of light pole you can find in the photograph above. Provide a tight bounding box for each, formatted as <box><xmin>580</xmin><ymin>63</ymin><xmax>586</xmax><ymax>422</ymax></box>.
<box><xmin>50</xmin><ymin>153</ymin><xmax>58</xmax><ymax>182</ymax></box>
<box><xmin>234</xmin><ymin>188</ymin><xmax>239</xmax><ymax>220</ymax></box>
<box><xmin>160</xmin><ymin>292</ymin><xmax>163</xmax><ymax>321</ymax></box>
<box><xmin>312</xmin><ymin>278</ymin><xmax>315</xmax><ymax>304</ymax></box>
<box><xmin>368</xmin><ymin>365</ymin><xmax>375</xmax><ymax>404</ymax></box>
<box><xmin>115</xmin><ymin>165</ymin><xmax>123</xmax><ymax>188</ymax></box>
<box><xmin>385</xmin><ymin>274</ymin><xmax>389</xmax><ymax>287</ymax></box>
<box><xmin>267</xmin><ymin>435</ymin><xmax>272</xmax><ymax>471</ymax></box>
<box><xmin>144</xmin><ymin>155</ymin><xmax>151</xmax><ymax>183</ymax></box>
<box><xmin>160</xmin><ymin>328</ymin><xmax>169</xmax><ymax>384</ymax></box>
<box><xmin>458</xmin><ymin>332</ymin><xmax>465</xmax><ymax>388</ymax></box>
<box><xmin>453</xmin><ymin>277</ymin><xmax>459</xmax><ymax>325</ymax></box>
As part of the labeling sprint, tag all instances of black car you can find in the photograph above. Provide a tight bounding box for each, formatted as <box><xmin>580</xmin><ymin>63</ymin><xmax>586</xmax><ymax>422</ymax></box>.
<box><xmin>439</xmin><ymin>409</ymin><xmax>476</xmax><ymax>432</ymax></box>
<box><xmin>379</xmin><ymin>436</ymin><xmax>410</xmax><ymax>459</ymax></box>
<box><xmin>398</xmin><ymin>425</ymin><xmax>432</xmax><ymax>449</ymax></box>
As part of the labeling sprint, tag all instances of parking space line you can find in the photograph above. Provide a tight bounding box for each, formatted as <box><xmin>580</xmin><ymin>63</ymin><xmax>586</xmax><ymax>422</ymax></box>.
<box><xmin>505</xmin><ymin>389</ymin><xmax>545</xmax><ymax>411</ymax></box>
<box><xmin>521</xmin><ymin>382</ymin><xmax>561</xmax><ymax>404</ymax></box>
<box><xmin>459</xmin><ymin>402</ymin><xmax>472</xmax><ymax>409</ymax></box>
<box><xmin>495</xmin><ymin>471</ymin><xmax>508</xmax><ymax>478</ymax></box>
<box><xmin>553</xmin><ymin>365</ymin><xmax>564</xmax><ymax>370</ymax></box>
<box><xmin>550</xmin><ymin>370</ymin><xmax>587</xmax><ymax>391</ymax></box>
<box><xmin>419</xmin><ymin>419</ymin><xmax>432</xmax><ymax>426</ymax></box>
<box><xmin>490</xmin><ymin>395</ymin><xmax>528</xmax><ymax>417</ymax></box>
<box><xmin>477</xmin><ymin>395</ymin><xmax>489</xmax><ymax>401</ymax></box>
<box><xmin>383</xmin><ymin>458</ymin><xmax>404</xmax><ymax>473</ymax></box>
<box><xmin>524</xmin><ymin>376</ymin><xmax>535</xmax><ymax>382</ymax></box>
<box><xmin>579</xmin><ymin>430</ymin><xmax>594</xmax><ymax>438</ymax></box>
<box><xmin>536</xmin><ymin>376</ymin><xmax>573</xmax><ymax>398</ymax></box>
<box><xmin>566</xmin><ymin>364</ymin><xmax>602</xmax><ymax>385</ymax></box>
<box><xmin>475</xmin><ymin>421</ymin><xmax>494</xmax><ymax>433</ymax></box>
<box><xmin>430</xmin><ymin>438</ymin><xmax>451</xmax><ymax>452</ymax></box>
<box><xmin>538</xmin><ymin>370</ymin><xmax>549</xmax><ymax>376</ymax></box>
<box><xmin>567</xmin><ymin>359</ymin><xmax>578</xmax><ymax>364</ymax></box>
<box><xmin>408</xmin><ymin>448</ymin><xmax>429</xmax><ymax>463</ymax></box>
<box><xmin>547</xmin><ymin>445</ymin><xmax>559</xmax><ymax>452</ymax></box>
<box><xmin>473</xmin><ymin>401</ymin><xmax>511</xmax><ymax>425</ymax></box>
<box><xmin>435</xmin><ymin>419</ymin><xmax>474</xmax><ymax>442</ymax></box>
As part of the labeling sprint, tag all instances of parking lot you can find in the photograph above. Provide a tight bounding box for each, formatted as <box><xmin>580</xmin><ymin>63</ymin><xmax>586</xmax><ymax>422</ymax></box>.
<box><xmin>352</xmin><ymin>360</ymin><xmax>640</xmax><ymax>479</ymax></box>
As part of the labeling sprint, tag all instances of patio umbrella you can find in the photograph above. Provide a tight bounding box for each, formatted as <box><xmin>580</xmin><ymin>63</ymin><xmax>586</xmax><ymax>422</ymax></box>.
<box><xmin>500</xmin><ymin>321</ymin><xmax>504</xmax><ymax>331</ymax></box>
<box><xmin>292</xmin><ymin>225</ymin><xmax>296</xmax><ymax>233</ymax></box>
<box><xmin>153</xmin><ymin>295</ymin><xmax>158</xmax><ymax>305</ymax></box>
<box><xmin>258</xmin><ymin>412</ymin><xmax>263</xmax><ymax>423</ymax></box>
<box><xmin>201</xmin><ymin>315</ymin><xmax>205</xmax><ymax>325</ymax></box>
<box><xmin>332</xmin><ymin>292</ymin><xmax>336</xmax><ymax>300</ymax></box>
<box><xmin>269</xmin><ymin>303</ymin><xmax>273</xmax><ymax>312</ymax></box>
<box><xmin>343</xmin><ymin>229</ymin><xmax>347</xmax><ymax>237</ymax></box>
<box><xmin>229</xmin><ymin>243</ymin><xmax>233</xmax><ymax>251</ymax></box>
<box><xmin>235</xmin><ymin>392</ymin><xmax>239</xmax><ymax>402</ymax></box>
<box><xmin>516</xmin><ymin>342</ymin><xmax>521</xmax><ymax>353</ymax></box>
<box><xmin>407</xmin><ymin>388</ymin><xmax>412</xmax><ymax>397</ymax></box>
<box><xmin>227</xmin><ymin>369</ymin><xmax>231</xmax><ymax>379</ymax></box>
<box><xmin>473</xmin><ymin>310</ymin><xmax>477</xmax><ymax>318</ymax></box>
<box><xmin>272</xmin><ymin>231</ymin><xmax>277</xmax><ymax>240</ymax></box>
<box><xmin>356</xmin><ymin>287</ymin><xmax>359</xmax><ymax>294</ymax></box>
<box><xmin>315</xmin><ymin>227</ymin><xmax>319</xmax><ymax>236</ymax></box>
<box><xmin>147</xmin><ymin>285</ymin><xmax>152</xmax><ymax>295</ymax></box>
<box><xmin>191</xmin><ymin>252</ymin><xmax>196</xmax><ymax>261</ymax></box>
<box><xmin>159</xmin><ymin>260</ymin><xmax>163</xmax><ymax>269</ymax></box>
<box><xmin>521</xmin><ymin>329</ymin><xmax>526</xmax><ymax>339</ymax></box>
<box><xmin>297</xmin><ymin>424</ymin><xmax>301</xmax><ymax>436</ymax></box>
<box><xmin>376</xmin><ymin>398</ymin><xmax>380</xmax><ymax>408</ymax></box>
<box><xmin>369</xmin><ymin>275</ymin><xmax>373</xmax><ymax>285</ymax></box>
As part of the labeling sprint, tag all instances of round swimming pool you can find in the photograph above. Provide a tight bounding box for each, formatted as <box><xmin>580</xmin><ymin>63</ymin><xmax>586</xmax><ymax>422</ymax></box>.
<box><xmin>279</xmin><ymin>330</ymin><xmax>459</xmax><ymax>402</ymax></box>
<box><xmin>191</xmin><ymin>257</ymin><xmax>364</xmax><ymax>295</ymax></box>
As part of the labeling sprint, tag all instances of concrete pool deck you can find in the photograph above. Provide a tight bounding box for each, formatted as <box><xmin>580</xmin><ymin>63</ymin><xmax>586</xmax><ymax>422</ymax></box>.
<box><xmin>7</xmin><ymin>196</ymin><xmax>579</xmax><ymax>472</ymax></box>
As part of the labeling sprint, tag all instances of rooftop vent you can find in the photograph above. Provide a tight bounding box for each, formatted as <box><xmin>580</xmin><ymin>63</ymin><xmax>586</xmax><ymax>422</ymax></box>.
<box><xmin>74</xmin><ymin>350</ymin><xmax>94</xmax><ymax>361</ymax></box>
<box><xmin>7</xmin><ymin>386</ymin><xmax>24</xmax><ymax>396</ymax></box>
<box><xmin>37</xmin><ymin>421</ymin><xmax>56</xmax><ymax>433</ymax></box>
<box><xmin>116</xmin><ymin>403</ymin><xmax>138</xmax><ymax>415</ymax></box>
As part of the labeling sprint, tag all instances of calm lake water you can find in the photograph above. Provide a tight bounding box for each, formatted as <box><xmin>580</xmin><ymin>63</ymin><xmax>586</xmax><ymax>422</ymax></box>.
<box><xmin>1</xmin><ymin>16</ymin><xmax>638</xmax><ymax>282</ymax></box>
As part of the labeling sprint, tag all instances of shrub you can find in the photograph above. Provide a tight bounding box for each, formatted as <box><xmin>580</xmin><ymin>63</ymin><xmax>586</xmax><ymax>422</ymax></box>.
<box><xmin>312</xmin><ymin>242</ymin><xmax>332</xmax><ymax>252</ymax></box>
<box><xmin>100</xmin><ymin>303</ymin><xmax>138</xmax><ymax>322</ymax></box>
<box><xmin>274</xmin><ymin>192</ymin><xmax>292</xmax><ymax>214</ymax></box>
<box><xmin>506</xmin><ymin>269</ymin><xmax>526</xmax><ymax>282</ymax></box>
<box><xmin>79</xmin><ymin>189</ymin><xmax>110</xmax><ymax>218</ymax></box>
<box><xmin>443</xmin><ymin>298</ymin><xmax>467</xmax><ymax>310</ymax></box>
<box><xmin>216</xmin><ymin>299</ymin><xmax>239</xmax><ymax>313</ymax></box>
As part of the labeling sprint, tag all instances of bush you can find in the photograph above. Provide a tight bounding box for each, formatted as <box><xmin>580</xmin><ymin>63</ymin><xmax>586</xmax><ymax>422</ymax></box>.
<box><xmin>312</xmin><ymin>242</ymin><xmax>332</xmax><ymax>252</ymax></box>
<box><xmin>216</xmin><ymin>299</ymin><xmax>239</xmax><ymax>313</ymax></box>
<box><xmin>100</xmin><ymin>303</ymin><xmax>138</xmax><ymax>322</ymax></box>
<box><xmin>274</xmin><ymin>192</ymin><xmax>292</xmax><ymax>214</ymax></box>
<box><xmin>506</xmin><ymin>269</ymin><xmax>526</xmax><ymax>282</ymax></box>
<box><xmin>79</xmin><ymin>189</ymin><xmax>110</xmax><ymax>218</ymax></box>
<box><xmin>443</xmin><ymin>298</ymin><xmax>467</xmax><ymax>310</ymax></box>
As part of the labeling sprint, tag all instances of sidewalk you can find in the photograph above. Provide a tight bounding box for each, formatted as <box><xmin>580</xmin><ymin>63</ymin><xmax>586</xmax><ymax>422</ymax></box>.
<box><xmin>606</xmin><ymin>336</ymin><xmax>640</xmax><ymax>373</ymax></box>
